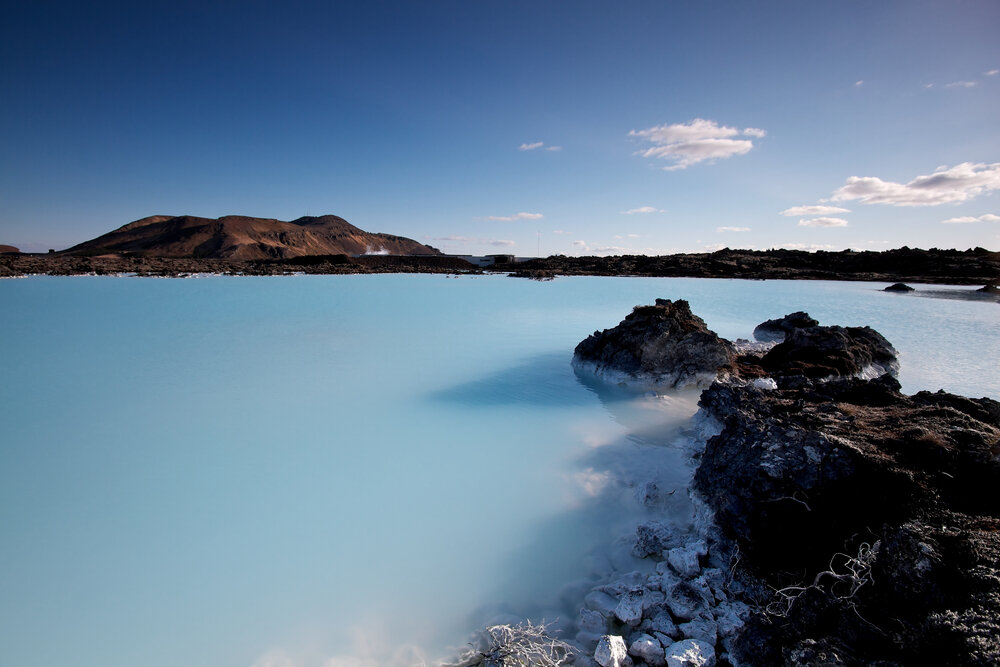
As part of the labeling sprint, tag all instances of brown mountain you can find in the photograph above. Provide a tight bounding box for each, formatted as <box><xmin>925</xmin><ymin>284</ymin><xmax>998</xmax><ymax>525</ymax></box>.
<box><xmin>64</xmin><ymin>214</ymin><xmax>441</xmax><ymax>260</ymax></box>
<box><xmin>0</xmin><ymin>245</ymin><xmax>19</xmax><ymax>254</ymax></box>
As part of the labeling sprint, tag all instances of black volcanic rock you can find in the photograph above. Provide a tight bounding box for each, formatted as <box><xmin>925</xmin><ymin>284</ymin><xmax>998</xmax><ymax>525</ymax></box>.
<box><xmin>752</xmin><ymin>311</ymin><xmax>819</xmax><ymax>342</ymax></box>
<box><xmin>572</xmin><ymin>298</ymin><xmax>735</xmax><ymax>388</ymax></box>
<box><xmin>758</xmin><ymin>324</ymin><xmax>899</xmax><ymax>379</ymax></box>
<box><xmin>884</xmin><ymin>282</ymin><xmax>915</xmax><ymax>292</ymax></box>
<box><xmin>695</xmin><ymin>373</ymin><xmax>1000</xmax><ymax>666</ymax></box>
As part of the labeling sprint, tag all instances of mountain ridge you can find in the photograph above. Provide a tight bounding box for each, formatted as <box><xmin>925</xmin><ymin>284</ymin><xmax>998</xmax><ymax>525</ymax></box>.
<box><xmin>65</xmin><ymin>214</ymin><xmax>441</xmax><ymax>260</ymax></box>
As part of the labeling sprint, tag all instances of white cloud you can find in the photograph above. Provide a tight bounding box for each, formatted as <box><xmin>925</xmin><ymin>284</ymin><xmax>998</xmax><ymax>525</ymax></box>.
<box><xmin>592</xmin><ymin>246</ymin><xmax>631</xmax><ymax>255</ymax></box>
<box><xmin>945</xmin><ymin>80</ymin><xmax>978</xmax><ymax>88</ymax></box>
<box><xmin>798</xmin><ymin>217</ymin><xmax>849</xmax><ymax>227</ymax></box>
<box><xmin>629</xmin><ymin>118</ymin><xmax>763</xmax><ymax>170</ymax></box>
<box><xmin>572</xmin><ymin>240</ymin><xmax>587</xmax><ymax>246</ymax></box>
<box><xmin>483</xmin><ymin>212</ymin><xmax>544</xmax><ymax>221</ymax></box>
<box><xmin>427</xmin><ymin>235</ymin><xmax>516</xmax><ymax>247</ymax></box>
<box><xmin>855</xmin><ymin>80</ymin><xmax>864</xmax><ymax>87</ymax></box>
<box><xmin>519</xmin><ymin>142</ymin><xmax>561</xmax><ymax>152</ymax></box>
<box><xmin>831</xmin><ymin>163</ymin><xmax>1000</xmax><ymax>207</ymax></box>
<box><xmin>986</xmin><ymin>69</ymin><xmax>999</xmax><ymax>76</ymax></box>
<box><xmin>490</xmin><ymin>239</ymin><xmax>516</xmax><ymax>246</ymax></box>
<box><xmin>941</xmin><ymin>213</ymin><xmax>1000</xmax><ymax>224</ymax></box>
<box><xmin>552</xmin><ymin>229</ymin><xmax>571</xmax><ymax>235</ymax></box>
<box><xmin>252</xmin><ymin>651</ymin><xmax>297</xmax><ymax>667</ymax></box>
<box><xmin>778</xmin><ymin>243</ymin><xmax>838</xmax><ymax>251</ymax></box>
<box><xmin>780</xmin><ymin>205</ymin><xmax>851</xmax><ymax>216</ymax></box>
<box><xmin>621</xmin><ymin>206</ymin><xmax>663</xmax><ymax>215</ymax></box>
<box><xmin>717</xmin><ymin>226</ymin><xmax>751</xmax><ymax>232</ymax></box>
<box><xmin>614</xmin><ymin>234</ymin><xmax>641</xmax><ymax>239</ymax></box>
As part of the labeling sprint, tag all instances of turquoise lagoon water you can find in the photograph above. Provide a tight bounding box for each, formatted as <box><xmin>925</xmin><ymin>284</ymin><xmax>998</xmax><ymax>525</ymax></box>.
<box><xmin>1</xmin><ymin>275</ymin><xmax>997</xmax><ymax>666</ymax></box>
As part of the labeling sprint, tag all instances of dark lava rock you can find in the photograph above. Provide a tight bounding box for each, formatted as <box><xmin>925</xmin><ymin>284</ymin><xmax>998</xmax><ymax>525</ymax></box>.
<box><xmin>884</xmin><ymin>282</ymin><xmax>915</xmax><ymax>292</ymax></box>
<box><xmin>977</xmin><ymin>283</ymin><xmax>999</xmax><ymax>293</ymax></box>
<box><xmin>752</xmin><ymin>311</ymin><xmax>819</xmax><ymax>342</ymax></box>
<box><xmin>694</xmin><ymin>371</ymin><xmax>1000</xmax><ymax>665</ymax></box>
<box><xmin>572</xmin><ymin>298</ymin><xmax>735</xmax><ymax>388</ymax></box>
<box><xmin>758</xmin><ymin>324</ymin><xmax>899</xmax><ymax>379</ymax></box>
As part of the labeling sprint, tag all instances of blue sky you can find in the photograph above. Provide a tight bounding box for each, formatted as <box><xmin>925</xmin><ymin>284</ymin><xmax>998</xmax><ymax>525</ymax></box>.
<box><xmin>2</xmin><ymin>0</ymin><xmax>999</xmax><ymax>255</ymax></box>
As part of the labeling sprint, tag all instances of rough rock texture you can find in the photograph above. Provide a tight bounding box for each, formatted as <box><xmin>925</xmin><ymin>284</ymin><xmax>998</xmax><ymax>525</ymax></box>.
<box><xmin>596</xmin><ymin>635</ymin><xmax>633</xmax><ymax>667</ymax></box>
<box><xmin>883</xmin><ymin>282</ymin><xmax>915</xmax><ymax>292</ymax></box>
<box><xmin>694</xmin><ymin>373</ymin><xmax>1000</xmax><ymax>665</ymax></box>
<box><xmin>752</xmin><ymin>311</ymin><xmax>818</xmax><ymax>342</ymax></box>
<box><xmin>756</xmin><ymin>324</ymin><xmax>899</xmax><ymax>379</ymax></box>
<box><xmin>573</xmin><ymin>299</ymin><xmax>735</xmax><ymax>388</ymax></box>
<box><xmin>61</xmin><ymin>214</ymin><xmax>442</xmax><ymax>260</ymax></box>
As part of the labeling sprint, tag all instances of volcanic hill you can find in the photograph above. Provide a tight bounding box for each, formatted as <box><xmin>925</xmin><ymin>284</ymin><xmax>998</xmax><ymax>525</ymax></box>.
<box><xmin>64</xmin><ymin>214</ymin><xmax>441</xmax><ymax>260</ymax></box>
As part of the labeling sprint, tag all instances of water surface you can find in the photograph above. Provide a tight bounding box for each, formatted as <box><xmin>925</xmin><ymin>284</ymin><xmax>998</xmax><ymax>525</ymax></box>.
<box><xmin>1</xmin><ymin>275</ymin><xmax>997</xmax><ymax>666</ymax></box>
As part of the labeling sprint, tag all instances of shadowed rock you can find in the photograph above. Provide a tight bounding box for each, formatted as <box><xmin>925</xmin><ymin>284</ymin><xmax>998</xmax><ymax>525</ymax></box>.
<box><xmin>884</xmin><ymin>282</ymin><xmax>915</xmax><ymax>292</ymax></box>
<box><xmin>752</xmin><ymin>311</ymin><xmax>818</xmax><ymax>342</ymax></box>
<box><xmin>573</xmin><ymin>299</ymin><xmax>734</xmax><ymax>388</ymax></box>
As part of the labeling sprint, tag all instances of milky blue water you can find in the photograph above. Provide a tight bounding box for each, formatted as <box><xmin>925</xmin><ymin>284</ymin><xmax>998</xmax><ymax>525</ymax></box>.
<box><xmin>1</xmin><ymin>275</ymin><xmax>997</xmax><ymax>667</ymax></box>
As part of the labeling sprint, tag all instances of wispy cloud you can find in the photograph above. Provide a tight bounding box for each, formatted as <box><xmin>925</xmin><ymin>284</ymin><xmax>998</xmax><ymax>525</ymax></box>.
<box><xmin>614</xmin><ymin>233</ymin><xmax>641</xmax><ymax>239</ymax></box>
<box><xmin>629</xmin><ymin>118</ymin><xmax>765</xmax><ymax>170</ymax></box>
<box><xmin>941</xmin><ymin>214</ymin><xmax>1000</xmax><ymax>224</ymax></box>
<box><xmin>944</xmin><ymin>80</ymin><xmax>978</xmax><ymax>88</ymax></box>
<box><xmin>987</xmin><ymin>69</ymin><xmax>999</xmax><ymax>77</ymax></box>
<box><xmin>799</xmin><ymin>217</ymin><xmax>848</xmax><ymax>227</ymax></box>
<box><xmin>427</xmin><ymin>235</ymin><xmax>516</xmax><ymax>247</ymax></box>
<box><xmin>621</xmin><ymin>206</ymin><xmax>663</xmax><ymax>215</ymax></box>
<box><xmin>482</xmin><ymin>212</ymin><xmax>544</xmax><ymax>221</ymax></box>
<box><xmin>717</xmin><ymin>226</ymin><xmax>751</xmax><ymax>232</ymax></box>
<box><xmin>518</xmin><ymin>142</ymin><xmax>561</xmax><ymax>151</ymax></box>
<box><xmin>780</xmin><ymin>205</ymin><xmax>851</xmax><ymax>216</ymax></box>
<box><xmin>855</xmin><ymin>80</ymin><xmax>864</xmax><ymax>87</ymax></box>
<box><xmin>831</xmin><ymin>162</ymin><xmax>1000</xmax><ymax>206</ymax></box>
<box><xmin>552</xmin><ymin>229</ymin><xmax>571</xmax><ymax>235</ymax></box>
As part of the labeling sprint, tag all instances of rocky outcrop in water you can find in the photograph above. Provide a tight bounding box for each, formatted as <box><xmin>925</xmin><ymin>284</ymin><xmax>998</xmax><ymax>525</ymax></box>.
<box><xmin>573</xmin><ymin>301</ymin><xmax>1000</xmax><ymax>666</ymax></box>
<box><xmin>883</xmin><ymin>282</ymin><xmax>914</xmax><ymax>292</ymax></box>
<box><xmin>572</xmin><ymin>299</ymin><xmax>735</xmax><ymax>389</ymax></box>
<box><xmin>751</xmin><ymin>312</ymin><xmax>818</xmax><ymax>342</ymax></box>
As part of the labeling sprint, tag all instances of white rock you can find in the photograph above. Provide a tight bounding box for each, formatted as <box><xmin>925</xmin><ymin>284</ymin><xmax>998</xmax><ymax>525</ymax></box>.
<box><xmin>666</xmin><ymin>581</ymin><xmax>711</xmax><ymax>621</ymax></box>
<box><xmin>642</xmin><ymin>609</ymin><xmax>679</xmax><ymax>638</ymax></box>
<box><xmin>580</xmin><ymin>607</ymin><xmax>609</xmax><ymax>634</ymax></box>
<box><xmin>595</xmin><ymin>635</ymin><xmax>633</xmax><ymax>667</ymax></box>
<box><xmin>629</xmin><ymin>633</ymin><xmax>667</xmax><ymax>667</ymax></box>
<box><xmin>664</xmin><ymin>638</ymin><xmax>716</xmax><ymax>667</ymax></box>
<box><xmin>678</xmin><ymin>616</ymin><xmax>718</xmax><ymax>644</ymax></box>
<box><xmin>614</xmin><ymin>590</ymin><xmax>646</xmax><ymax>626</ymax></box>
<box><xmin>666</xmin><ymin>545</ymin><xmax>701</xmax><ymax>578</ymax></box>
<box><xmin>752</xmin><ymin>377</ymin><xmax>778</xmax><ymax>391</ymax></box>
<box><xmin>714</xmin><ymin>600</ymin><xmax>750</xmax><ymax>638</ymax></box>
<box><xmin>585</xmin><ymin>590</ymin><xmax>619</xmax><ymax>617</ymax></box>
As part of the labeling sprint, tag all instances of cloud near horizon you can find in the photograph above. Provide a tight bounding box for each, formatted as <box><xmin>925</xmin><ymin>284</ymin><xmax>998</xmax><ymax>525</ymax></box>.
<box><xmin>780</xmin><ymin>205</ymin><xmax>851</xmax><ymax>216</ymax></box>
<box><xmin>629</xmin><ymin>118</ymin><xmax>765</xmax><ymax>170</ymax></box>
<box><xmin>717</xmin><ymin>226</ymin><xmax>750</xmax><ymax>232</ymax></box>
<box><xmin>831</xmin><ymin>162</ymin><xmax>1000</xmax><ymax>207</ymax></box>
<box><xmin>427</xmin><ymin>235</ymin><xmax>515</xmax><ymax>247</ymax></box>
<box><xmin>941</xmin><ymin>214</ymin><xmax>1000</xmax><ymax>224</ymax></box>
<box><xmin>621</xmin><ymin>206</ymin><xmax>663</xmax><ymax>215</ymax></box>
<box><xmin>799</xmin><ymin>217</ymin><xmax>848</xmax><ymax>227</ymax></box>
<box><xmin>482</xmin><ymin>212</ymin><xmax>544</xmax><ymax>221</ymax></box>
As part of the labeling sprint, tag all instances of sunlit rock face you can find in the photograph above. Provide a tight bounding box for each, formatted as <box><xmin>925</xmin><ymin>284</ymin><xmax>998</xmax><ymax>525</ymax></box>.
<box><xmin>572</xmin><ymin>299</ymin><xmax>735</xmax><ymax>389</ymax></box>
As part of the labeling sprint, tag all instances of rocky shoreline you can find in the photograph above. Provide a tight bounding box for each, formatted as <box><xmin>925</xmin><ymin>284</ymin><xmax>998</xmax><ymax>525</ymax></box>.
<box><xmin>3</xmin><ymin>246</ymin><xmax>999</xmax><ymax>285</ymax></box>
<box><xmin>456</xmin><ymin>300</ymin><xmax>998</xmax><ymax>666</ymax></box>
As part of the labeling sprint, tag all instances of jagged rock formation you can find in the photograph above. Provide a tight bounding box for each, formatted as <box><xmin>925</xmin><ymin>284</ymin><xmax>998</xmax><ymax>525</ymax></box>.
<box><xmin>574</xmin><ymin>301</ymin><xmax>1000</xmax><ymax>666</ymax></box>
<box><xmin>695</xmin><ymin>374</ymin><xmax>1000</xmax><ymax>665</ymax></box>
<box><xmin>572</xmin><ymin>299</ymin><xmax>735</xmax><ymax>389</ymax></box>
<box><xmin>752</xmin><ymin>312</ymin><xmax>818</xmax><ymax>342</ymax></box>
<box><xmin>62</xmin><ymin>214</ymin><xmax>440</xmax><ymax>260</ymax></box>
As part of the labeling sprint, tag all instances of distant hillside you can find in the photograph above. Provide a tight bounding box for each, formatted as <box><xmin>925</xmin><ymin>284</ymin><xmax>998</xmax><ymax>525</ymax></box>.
<box><xmin>64</xmin><ymin>214</ymin><xmax>441</xmax><ymax>260</ymax></box>
<box><xmin>0</xmin><ymin>245</ymin><xmax>19</xmax><ymax>254</ymax></box>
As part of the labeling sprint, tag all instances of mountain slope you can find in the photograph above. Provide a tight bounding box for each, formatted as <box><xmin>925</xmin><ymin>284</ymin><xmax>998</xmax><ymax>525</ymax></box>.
<box><xmin>65</xmin><ymin>214</ymin><xmax>441</xmax><ymax>259</ymax></box>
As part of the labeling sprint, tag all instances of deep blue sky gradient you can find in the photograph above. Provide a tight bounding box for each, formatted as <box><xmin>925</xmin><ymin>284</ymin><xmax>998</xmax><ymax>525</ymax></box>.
<box><xmin>2</xmin><ymin>0</ymin><xmax>999</xmax><ymax>253</ymax></box>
